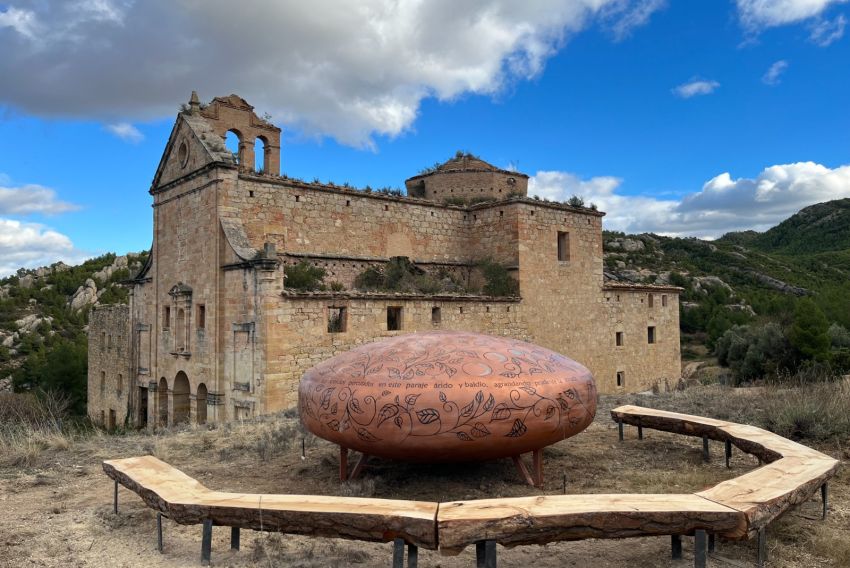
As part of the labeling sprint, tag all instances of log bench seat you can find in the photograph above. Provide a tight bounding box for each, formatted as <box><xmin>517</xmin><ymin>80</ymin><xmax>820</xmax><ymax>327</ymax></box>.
<box><xmin>104</xmin><ymin>405</ymin><xmax>839</xmax><ymax>567</ymax></box>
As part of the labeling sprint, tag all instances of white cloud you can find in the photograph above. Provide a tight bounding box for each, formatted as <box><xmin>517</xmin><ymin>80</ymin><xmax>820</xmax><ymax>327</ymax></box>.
<box><xmin>809</xmin><ymin>14</ymin><xmax>846</xmax><ymax>45</ymax></box>
<box><xmin>0</xmin><ymin>219</ymin><xmax>90</xmax><ymax>277</ymax></box>
<box><xmin>0</xmin><ymin>0</ymin><xmax>660</xmax><ymax>147</ymax></box>
<box><xmin>0</xmin><ymin>182</ymin><xmax>80</xmax><ymax>216</ymax></box>
<box><xmin>762</xmin><ymin>60</ymin><xmax>789</xmax><ymax>85</ymax></box>
<box><xmin>105</xmin><ymin>122</ymin><xmax>144</xmax><ymax>143</ymax></box>
<box><xmin>529</xmin><ymin>162</ymin><xmax>850</xmax><ymax>238</ymax></box>
<box><xmin>672</xmin><ymin>78</ymin><xmax>720</xmax><ymax>98</ymax></box>
<box><xmin>736</xmin><ymin>0</ymin><xmax>847</xmax><ymax>29</ymax></box>
<box><xmin>601</xmin><ymin>0</ymin><xmax>667</xmax><ymax>41</ymax></box>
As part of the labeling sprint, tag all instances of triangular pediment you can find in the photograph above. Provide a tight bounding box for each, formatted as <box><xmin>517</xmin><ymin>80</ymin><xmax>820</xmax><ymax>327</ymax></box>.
<box><xmin>150</xmin><ymin>113</ymin><xmax>235</xmax><ymax>191</ymax></box>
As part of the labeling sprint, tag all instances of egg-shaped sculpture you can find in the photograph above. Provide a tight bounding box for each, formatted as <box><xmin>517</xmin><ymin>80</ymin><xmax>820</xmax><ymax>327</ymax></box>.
<box><xmin>298</xmin><ymin>331</ymin><xmax>597</xmax><ymax>462</ymax></box>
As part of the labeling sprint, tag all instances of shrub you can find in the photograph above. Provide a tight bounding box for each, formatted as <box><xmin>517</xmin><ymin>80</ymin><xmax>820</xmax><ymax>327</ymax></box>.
<box><xmin>567</xmin><ymin>195</ymin><xmax>585</xmax><ymax>208</ymax></box>
<box><xmin>763</xmin><ymin>377</ymin><xmax>850</xmax><ymax>442</ymax></box>
<box><xmin>828</xmin><ymin>323</ymin><xmax>850</xmax><ymax>348</ymax></box>
<box><xmin>789</xmin><ymin>298</ymin><xmax>830</xmax><ymax>361</ymax></box>
<box><xmin>715</xmin><ymin>323</ymin><xmax>793</xmax><ymax>383</ymax></box>
<box><xmin>284</xmin><ymin>261</ymin><xmax>326</xmax><ymax>291</ymax></box>
<box><xmin>478</xmin><ymin>259</ymin><xmax>519</xmax><ymax>297</ymax></box>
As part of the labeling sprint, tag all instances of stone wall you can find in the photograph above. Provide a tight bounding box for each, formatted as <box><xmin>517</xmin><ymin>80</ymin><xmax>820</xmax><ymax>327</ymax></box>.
<box><xmin>406</xmin><ymin>170</ymin><xmax>529</xmax><ymax>203</ymax></box>
<box><xmin>261</xmin><ymin>294</ymin><xmax>529</xmax><ymax>414</ymax></box>
<box><xmin>87</xmin><ymin>305</ymin><xmax>131</xmax><ymax>428</ymax></box>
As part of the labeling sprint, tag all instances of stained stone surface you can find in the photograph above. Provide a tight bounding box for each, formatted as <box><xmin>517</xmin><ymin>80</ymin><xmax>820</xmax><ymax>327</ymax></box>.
<box><xmin>299</xmin><ymin>331</ymin><xmax>597</xmax><ymax>462</ymax></box>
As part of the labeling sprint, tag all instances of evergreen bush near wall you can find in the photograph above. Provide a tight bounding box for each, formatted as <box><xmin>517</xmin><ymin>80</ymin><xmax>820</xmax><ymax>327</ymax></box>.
<box><xmin>284</xmin><ymin>261</ymin><xmax>326</xmax><ymax>291</ymax></box>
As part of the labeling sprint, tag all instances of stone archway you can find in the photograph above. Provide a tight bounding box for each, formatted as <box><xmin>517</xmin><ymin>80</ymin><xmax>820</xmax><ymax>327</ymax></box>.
<box><xmin>196</xmin><ymin>383</ymin><xmax>208</xmax><ymax>425</ymax></box>
<box><xmin>173</xmin><ymin>372</ymin><xmax>190</xmax><ymax>425</ymax></box>
<box><xmin>158</xmin><ymin>377</ymin><xmax>168</xmax><ymax>426</ymax></box>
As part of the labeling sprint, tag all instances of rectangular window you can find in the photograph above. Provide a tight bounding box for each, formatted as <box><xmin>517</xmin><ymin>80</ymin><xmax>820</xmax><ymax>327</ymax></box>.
<box><xmin>557</xmin><ymin>231</ymin><xmax>571</xmax><ymax>261</ymax></box>
<box><xmin>662</xmin><ymin>294</ymin><xmax>668</xmax><ymax>307</ymax></box>
<box><xmin>387</xmin><ymin>306</ymin><xmax>403</xmax><ymax>331</ymax></box>
<box><xmin>617</xmin><ymin>372</ymin><xmax>625</xmax><ymax>387</ymax></box>
<box><xmin>648</xmin><ymin>326</ymin><xmax>656</xmax><ymax>344</ymax></box>
<box><xmin>431</xmin><ymin>306</ymin><xmax>441</xmax><ymax>325</ymax></box>
<box><xmin>163</xmin><ymin>306</ymin><xmax>171</xmax><ymax>330</ymax></box>
<box><xmin>197</xmin><ymin>304</ymin><xmax>206</xmax><ymax>329</ymax></box>
<box><xmin>616</xmin><ymin>331</ymin><xmax>623</xmax><ymax>347</ymax></box>
<box><xmin>327</xmin><ymin>307</ymin><xmax>347</xmax><ymax>333</ymax></box>
<box><xmin>648</xmin><ymin>294</ymin><xmax>654</xmax><ymax>308</ymax></box>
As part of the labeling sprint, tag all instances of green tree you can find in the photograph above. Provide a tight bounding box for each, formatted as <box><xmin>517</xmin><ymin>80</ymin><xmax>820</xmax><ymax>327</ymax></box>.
<box><xmin>789</xmin><ymin>298</ymin><xmax>831</xmax><ymax>362</ymax></box>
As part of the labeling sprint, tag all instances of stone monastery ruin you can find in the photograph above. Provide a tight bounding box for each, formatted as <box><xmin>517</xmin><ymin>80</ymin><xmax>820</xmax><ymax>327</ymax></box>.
<box><xmin>88</xmin><ymin>93</ymin><xmax>681</xmax><ymax>428</ymax></box>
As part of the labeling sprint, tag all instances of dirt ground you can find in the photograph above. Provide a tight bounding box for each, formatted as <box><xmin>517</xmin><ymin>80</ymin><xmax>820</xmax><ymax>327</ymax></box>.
<box><xmin>1</xmin><ymin>389</ymin><xmax>847</xmax><ymax>568</ymax></box>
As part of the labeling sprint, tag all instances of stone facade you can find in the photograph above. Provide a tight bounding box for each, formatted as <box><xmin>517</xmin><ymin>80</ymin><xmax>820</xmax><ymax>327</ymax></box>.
<box><xmin>87</xmin><ymin>305</ymin><xmax>131</xmax><ymax>428</ymax></box>
<box><xmin>88</xmin><ymin>93</ymin><xmax>681</xmax><ymax>429</ymax></box>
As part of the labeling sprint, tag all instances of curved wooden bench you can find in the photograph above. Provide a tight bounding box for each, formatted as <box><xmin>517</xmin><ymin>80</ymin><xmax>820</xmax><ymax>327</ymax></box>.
<box><xmin>610</xmin><ymin>405</ymin><xmax>839</xmax><ymax>538</ymax></box>
<box><xmin>103</xmin><ymin>455</ymin><xmax>438</xmax><ymax>552</ymax></box>
<box><xmin>104</xmin><ymin>406</ymin><xmax>839</xmax><ymax>566</ymax></box>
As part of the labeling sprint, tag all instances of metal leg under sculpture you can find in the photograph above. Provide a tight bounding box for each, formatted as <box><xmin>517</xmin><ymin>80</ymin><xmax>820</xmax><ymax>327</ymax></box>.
<box><xmin>157</xmin><ymin>513</ymin><xmax>163</xmax><ymax>553</ymax></box>
<box><xmin>757</xmin><ymin>527</ymin><xmax>767</xmax><ymax>568</ymax></box>
<box><xmin>476</xmin><ymin>540</ymin><xmax>496</xmax><ymax>568</ymax></box>
<box><xmin>671</xmin><ymin>534</ymin><xmax>682</xmax><ymax>559</ymax></box>
<box><xmin>231</xmin><ymin>526</ymin><xmax>240</xmax><ymax>551</ymax></box>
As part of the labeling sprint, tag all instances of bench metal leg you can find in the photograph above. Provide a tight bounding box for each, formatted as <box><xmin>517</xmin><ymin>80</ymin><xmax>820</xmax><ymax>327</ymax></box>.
<box><xmin>113</xmin><ymin>480</ymin><xmax>118</xmax><ymax>514</ymax></box>
<box><xmin>201</xmin><ymin>519</ymin><xmax>212</xmax><ymax>566</ymax></box>
<box><xmin>618</xmin><ymin>421</ymin><xmax>623</xmax><ymax>441</ymax></box>
<box><xmin>393</xmin><ymin>538</ymin><xmax>404</xmax><ymax>568</ymax></box>
<box><xmin>822</xmin><ymin>482</ymin><xmax>829</xmax><ymax>520</ymax></box>
<box><xmin>637</xmin><ymin>425</ymin><xmax>643</xmax><ymax>440</ymax></box>
<box><xmin>407</xmin><ymin>544</ymin><xmax>418</xmax><ymax>568</ymax></box>
<box><xmin>725</xmin><ymin>440</ymin><xmax>732</xmax><ymax>468</ymax></box>
<box><xmin>671</xmin><ymin>534</ymin><xmax>682</xmax><ymax>559</ymax></box>
<box><xmin>230</xmin><ymin>527</ymin><xmax>240</xmax><ymax>551</ymax></box>
<box><xmin>476</xmin><ymin>540</ymin><xmax>496</xmax><ymax>568</ymax></box>
<box><xmin>694</xmin><ymin>530</ymin><xmax>707</xmax><ymax>568</ymax></box>
<box><xmin>702</xmin><ymin>437</ymin><xmax>710</xmax><ymax>462</ymax></box>
<box><xmin>157</xmin><ymin>513</ymin><xmax>163</xmax><ymax>553</ymax></box>
<box><xmin>708</xmin><ymin>533</ymin><xmax>715</xmax><ymax>553</ymax></box>
<box><xmin>757</xmin><ymin>527</ymin><xmax>766</xmax><ymax>568</ymax></box>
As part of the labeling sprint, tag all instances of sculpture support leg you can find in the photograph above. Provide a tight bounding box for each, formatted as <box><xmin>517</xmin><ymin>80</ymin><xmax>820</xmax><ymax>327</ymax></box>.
<box><xmin>822</xmin><ymin>483</ymin><xmax>829</xmax><ymax>520</ymax></box>
<box><xmin>725</xmin><ymin>440</ymin><xmax>732</xmax><ymax>468</ymax></box>
<box><xmin>532</xmin><ymin>449</ymin><xmax>544</xmax><ymax>488</ymax></box>
<box><xmin>157</xmin><ymin>513</ymin><xmax>163</xmax><ymax>553</ymax></box>
<box><xmin>757</xmin><ymin>527</ymin><xmax>767</xmax><ymax>568</ymax></box>
<box><xmin>349</xmin><ymin>452</ymin><xmax>369</xmax><ymax>480</ymax></box>
<box><xmin>702</xmin><ymin>437</ymin><xmax>710</xmax><ymax>462</ymax></box>
<box><xmin>339</xmin><ymin>446</ymin><xmax>348</xmax><ymax>482</ymax></box>
<box><xmin>510</xmin><ymin>455</ymin><xmax>535</xmax><ymax>487</ymax></box>
<box><xmin>694</xmin><ymin>530</ymin><xmax>707</xmax><ymax>568</ymax></box>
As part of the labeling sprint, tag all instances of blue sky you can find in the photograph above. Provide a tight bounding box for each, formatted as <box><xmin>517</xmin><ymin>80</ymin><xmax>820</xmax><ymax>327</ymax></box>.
<box><xmin>1</xmin><ymin>0</ymin><xmax>849</xmax><ymax>275</ymax></box>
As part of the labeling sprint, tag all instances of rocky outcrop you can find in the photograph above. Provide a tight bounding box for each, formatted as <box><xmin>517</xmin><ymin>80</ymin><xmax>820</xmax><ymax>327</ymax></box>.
<box><xmin>693</xmin><ymin>276</ymin><xmax>733</xmax><ymax>294</ymax></box>
<box><xmin>607</xmin><ymin>238</ymin><xmax>645</xmax><ymax>252</ymax></box>
<box><xmin>15</xmin><ymin>314</ymin><xmax>52</xmax><ymax>334</ymax></box>
<box><xmin>69</xmin><ymin>279</ymin><xmax>98</xmax><ymax>311</ymax></box>
<box><xmin>747</xmin><ymin>271</ymin><xmax>809</xmax><ymax>296</ymax></box>
<box><xmin>93</xmin><ymin>255</ymin><xmax>130</xmax><ymax>282</ymax></box>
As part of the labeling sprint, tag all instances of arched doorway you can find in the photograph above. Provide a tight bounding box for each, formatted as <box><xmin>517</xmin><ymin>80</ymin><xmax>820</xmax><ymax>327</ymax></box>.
<box><xmin>196</xmin><ymin>383</ymin><xmax>208</xmax><ymax>425</ymax></box>
<box><xmin>158</xmin><ymin>377</ymin><xmax>168</xmax><ymax>426</ymax></box>
<box><xmin>173</xmin><ymin>372</ymin><xmax>190</xmax><ymax>425</ymax></box>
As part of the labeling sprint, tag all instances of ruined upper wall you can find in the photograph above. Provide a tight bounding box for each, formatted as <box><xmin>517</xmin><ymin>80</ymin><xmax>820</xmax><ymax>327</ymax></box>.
<box><xmin>405</xmin><ymin>154</ymin><xmax>529</xmax><ymax>203</ymax></box>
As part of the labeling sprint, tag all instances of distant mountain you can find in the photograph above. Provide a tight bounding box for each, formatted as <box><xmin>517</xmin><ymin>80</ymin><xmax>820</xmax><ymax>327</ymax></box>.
<box><xmin>721</xmin><ymin>198</ymin><xmax>850</xmax><ymax>254</ymax></box>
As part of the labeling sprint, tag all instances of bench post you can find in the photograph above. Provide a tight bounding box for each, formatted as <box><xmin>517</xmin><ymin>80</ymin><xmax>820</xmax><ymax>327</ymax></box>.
<box><xmin>392</xmin><ymin>538</ymin><xmax>404</xmax><ymax>568</ymax></box>
<box><xmin>230</xmin><ymin>526</ymin><xmax>240</xmax><ymax>551</ymax></box>
<box><xmin>618</xmin><ymin>420</ymin><xmax>623</xmax><ymax>442</ymax></box>
<box><xmin>757</xmin><ymin>527</ymin><xmax>767</xmax><ymax>568</ymax></box>
<box><xmin>822</xmin><ymin>482</ymin><xmax>829</xmax><ymax>520</ymax></box>
<box><xmin>637</xmin><ymin>423</ymin><xmax>643</xmax><ymax>440</ymax></box>
<box><xmin>113</xmin><ymin>480</ymin><xmax>118</xmax><ymax>514</ymax></box>
<box><xmin>725</xmin><ymin>440</ymin><xmax>732</xmax><ymax>468</ymax></box>
<box><xmin>407</xmin><ymin>543</ymin><xmax>418</xmax><ymax>568</ymax></box>
<box><xmin>708</xmin><ymin>533</ymin><xmax>715</xmax><ymax>552</ymax></box>
<box><xmin>671</xmin><ymin>534</ymin><xmax>682</xmax><ymax>559</ymax></box>
<box><xmin>201</xmin><ymin>519</ymin><xmax>212</xmax><ymax>566</ymax></box>
<box><xmin>702</xmin><ymin>436</ymin><xmax>710</xmax><ymax>462</ymax></box>
<box><xmin>694</xmin><ymin>530</ymin><xmax>707</xmax><ymax>568</ymax></box>
<box><xmin>477</xmin><ymin>540</ymin><xmax>496</xmax><ymax>568</ymax></box>
<box><xmin>339</xmin><ymin>446</ymin><xmax>348</xmax><ymax>481</ymax></box>
<box><xmin>157</xmin><ymin>513</ymin><xmax>163</xmax><ymax>553</ymax></box>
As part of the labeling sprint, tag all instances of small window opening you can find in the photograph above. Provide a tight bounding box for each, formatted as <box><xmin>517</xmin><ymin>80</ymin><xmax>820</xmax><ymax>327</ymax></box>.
<box><xmin>648</xmin><ymin>326</ymin><xmax>656</xmax><ymax>344</ymax></box>
<box><xmin>459</xmin><ymin>306</ymin><xmax>464</xmax><ymax>314</ymax></box>
<box><xmin>616</xmin><ymin>372</ymin><xmax>625</xmax><ymax>387</ymax></box>
<box><xmin>101</xmin><ymin>332</ymin><xmax>106</xmax><ymax>350</ymax></box>
<box><xmin>662</xmin><ymin>295</ymin><xmax>668</xmax><ymax>307</ymax></box>
<box><xmin>530</xmin><ymin>211</ymin><xmax>535</xmax><ymax>216</ymax></box>
<box><xmin>431</xmin><ymin>307</ymin><xmax>441</xmax><ymax>324</ymax></box>
<box><xmin>616</xmin><ymin>295</ymin><xmax>621</xmax><ymax>302</ymax></box>
<box><xmin>499</xmin><ymin>210</ymin><xmax>504</xmax><ymax>217</ymax></box>
<box><xmin>474</xmin><ymin>214</ymin><xmax>477</xmax><ymax>221</ymax></box>
<box><xmin>197</xmin><ymin>304</ymin><xmax>206</xmax><ymax>329</ymax></box>
<box><xmin>249</xmin><ymin>190</ymin><xmax>254</xmax><ymax>198</ymax></box>
<box><xmin>506</xmin><ymin>306</ymin><xmax>511</xmax><ymax>312</ymax></box>
<box><xmin>346</xmin><ymin>200</ymin><xmax>351</xmax><ymax>206</ymax></box>
<box><xmin>163</xmin><ymin>306</ymin><xmax>171</xmax><ymax>330</ymax></box>
<box><xmin>557</xmin><ymin>231</ymin><xmax>571</xmax><ymax>262</ymax></box>
<box><xmin>430</xmin><ymin>211</ymin><xmax>434</xmax><ymax>216</ymax></box>
<box><xmin>117</xmin><ymin>373</ymin><xmax>123</xmax><ymax>396</ymax></box>
<box><xmin>387</xmin><ymin>307</ymin><xmax>403</xmax><ymax>331</ymax></box>
<box><xmin>108</xmin><ymin>334</ymin><xmax>112</xmax><ymax>349</ymax></box>
<box><xmin>384</xmin><ymin>204</ymin><xmax>389</xmax><ymax>211</ymax></box>
<box><xmin>328</xmin><ymin>307</ymin><xmax>347</xmax><ymax>333</ymax></box>
<box><xmin>295</xmin><ymin>195</ymin><xmax>300</xmax><ymax>202</ymax></box>
<box><xmin>486</xmin><ymin>306</ymin><xmax>490</xmax><ymax>313</ymax></box>
<box><xmin>616</xmin><ymin>331</ymin><xmax>623</xmax><ymax>347</ymax></box>
<box><xmin>100</xmin><ymin>371</ymin><xmax>105</xmax><ymax>393</ymax></box>
<box><xmin>648</xmin><ymin>294</ymin><xmax>654</xmax><ymax>308</ymax></box>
